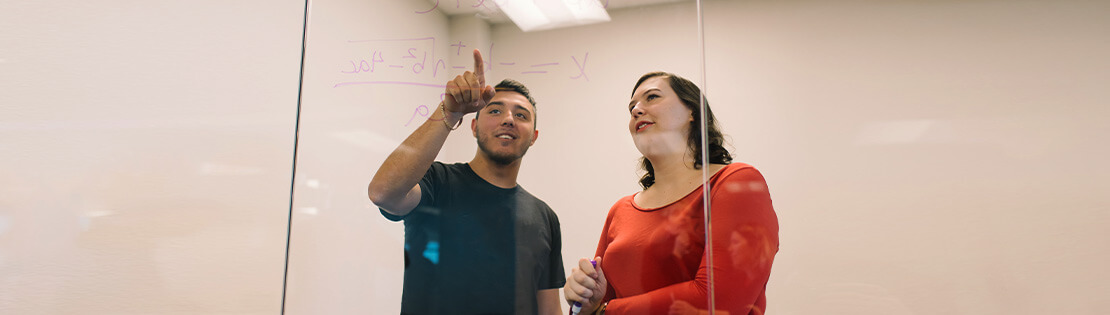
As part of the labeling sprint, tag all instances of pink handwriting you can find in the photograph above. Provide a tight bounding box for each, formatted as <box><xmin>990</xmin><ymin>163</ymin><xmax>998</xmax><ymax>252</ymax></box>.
<box><xmin>406</xmin><ymin>105</ymin><xmax>430</xmax><ymax>126</ymax></box>
<box><xmin>333</xmin><ymin>81</ymin><xmax>448</xmax><ymax>88</ymax></box>
<box><xmin>404</xmin><ymin>94</ymin><xmax>449</xmax><ymax>126</ymax></box>
<box><xmin>343</xmin><ymin>37</ymin><xmax>442</xmax><ymax>78</ymax></box>
<box><xmin>338</xmin><ymin>38</ymin><xmax>591</xmax><ymax>84</ymax></box>
<box><xmin>451</xmin><ymin>41</ymin><xmax>467</xmax><ymax>55</ymax></box>
<box><xmin>570</xmin><ymin>52</ymin><xmax>590</xmax><ymax>81</ymax></box>
<box><xmin>416</xmin><ymin>0</ymin><xmax>438</xmax><ymax>14</ymax></box>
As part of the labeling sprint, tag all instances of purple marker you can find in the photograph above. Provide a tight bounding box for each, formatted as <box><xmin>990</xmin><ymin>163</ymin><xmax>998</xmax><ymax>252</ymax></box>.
<box><xmin>571</xmin><ymin>260</ymin><xmax>598</xmax><ymax>315</ymax></box>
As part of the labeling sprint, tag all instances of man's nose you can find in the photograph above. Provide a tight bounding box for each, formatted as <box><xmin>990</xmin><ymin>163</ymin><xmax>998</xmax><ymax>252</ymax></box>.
<box><xmin>500</xmin><ymin>114</ymin><xmax>515</xmax><ymax>126</ymax></box>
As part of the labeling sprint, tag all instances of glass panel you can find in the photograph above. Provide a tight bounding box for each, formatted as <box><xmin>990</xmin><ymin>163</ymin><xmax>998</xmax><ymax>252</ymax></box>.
<box><xmin>702</xmin><ymin>0</ymin><xmax>1110</xmax><ymax>314</ymax></box>
<box><xmin>285</xmin><ymin>0</ymin><xmax>710</xmax><ymax>313</ymax></box>
<box><xmin>0</xmin><ymin>1</ymin><xmax>305</xmax><ymax>313</ymax></box>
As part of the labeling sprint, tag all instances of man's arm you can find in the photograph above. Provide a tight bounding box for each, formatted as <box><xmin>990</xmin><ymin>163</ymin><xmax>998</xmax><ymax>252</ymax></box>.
<box><xmin>537</xmin><ymin>288</ymin><xmax>563</xmax><ymax>315</ymax></box>
<box><xmin>367</xmin><ymin>104</ymin><xmax>459</xmax><ymax>216</ymax></box>
<box><xmin>368</xmin><ymin>49</ymin><xmax>495</xmax><ymax>216</ymax></box>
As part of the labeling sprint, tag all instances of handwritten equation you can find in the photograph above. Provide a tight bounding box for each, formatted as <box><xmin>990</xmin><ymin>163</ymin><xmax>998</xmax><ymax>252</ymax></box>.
<box><xmin>335</xmin><ymin>37</ymin><xmax>592</xmax><ymax>89</ymax></box>
<box><xmin>335</xmin><ymin>37</ymin><xmax>446</xmax><ymax>86</ymax></box>
<box><xmin>334</xmin><ymin>37</ymin><xmax>593</xmax><ymax>126</ymax></box>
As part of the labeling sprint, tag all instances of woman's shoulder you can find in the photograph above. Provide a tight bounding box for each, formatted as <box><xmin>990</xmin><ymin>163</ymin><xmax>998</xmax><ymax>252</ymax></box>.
<box><xmin>716</xmin><ymin>162</ymin><xmax>759</xmax><ymax>176</ymax></box>
<box><xmin>711</xmin><ymin>162</ymin><xmax>767</xmax><ymax>186</ymax></box>
<box><xmin>610</xmin><ymin>193</ymin><xmax>637</xmax><ymax>209</ymax></box>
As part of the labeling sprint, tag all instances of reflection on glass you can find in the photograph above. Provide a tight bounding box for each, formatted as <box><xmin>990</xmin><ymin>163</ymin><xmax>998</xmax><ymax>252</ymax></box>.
<box><xmin>288</xmin><ymin>0</ymin><xmax>712</xmax><ymax>313</ymax></box>
<box><xmin>288</xmin><ymin>0</ymin><xmax>1110</xmax><ymax>313</ymax></box>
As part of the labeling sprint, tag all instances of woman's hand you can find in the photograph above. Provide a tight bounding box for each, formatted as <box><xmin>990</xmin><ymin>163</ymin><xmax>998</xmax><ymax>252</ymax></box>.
<box><xmin>564</xmin><ymin>256</ymin><xmax>607</xmax><ymax>314</ymax></box>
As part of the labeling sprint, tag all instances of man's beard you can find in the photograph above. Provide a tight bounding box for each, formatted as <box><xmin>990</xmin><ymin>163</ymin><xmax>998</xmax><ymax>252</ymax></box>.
<box><xmin>477</xmin><ymin>133</ymin><xmax>530</xmax><ymax>165</ymax></box>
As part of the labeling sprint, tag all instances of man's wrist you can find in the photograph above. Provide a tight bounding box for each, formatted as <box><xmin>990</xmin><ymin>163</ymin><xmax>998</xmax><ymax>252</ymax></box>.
<box><xmin>439</xmin><ymin>103</ymin><xmax>464</xmax><ymax>130</ymax></box>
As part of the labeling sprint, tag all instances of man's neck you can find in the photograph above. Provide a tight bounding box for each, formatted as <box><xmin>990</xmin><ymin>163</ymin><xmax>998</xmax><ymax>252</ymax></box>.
<box><xmin>469</xmin><ymin>155</ymin><xmax>521</xmax><ymax>189</ymax></box>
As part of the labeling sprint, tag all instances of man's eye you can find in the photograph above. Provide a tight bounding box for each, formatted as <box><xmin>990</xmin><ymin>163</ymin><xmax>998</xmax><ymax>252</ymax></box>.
<box><xmin>489</xmin><ymin>109</ymin><xmax>501</xmax><ymax>114</ymax></box>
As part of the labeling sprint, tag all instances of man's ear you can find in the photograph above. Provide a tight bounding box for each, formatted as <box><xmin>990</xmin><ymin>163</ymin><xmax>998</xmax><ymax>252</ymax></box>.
<box><xmin>471</xmin><ymin>118</ymin><xmax>478</xmax><ymax>138</ymax></box>
<box><xmin>530</xmin><ymin>129</ymin><xmax>539</xmax><ymax>146</ymax></box>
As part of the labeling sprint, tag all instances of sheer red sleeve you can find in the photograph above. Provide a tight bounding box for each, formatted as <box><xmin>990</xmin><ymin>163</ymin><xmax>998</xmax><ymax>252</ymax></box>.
<box><xmin>604</xmin><ymin>165</ymin><xmax>779</xmax><ymax>315</ymax></box>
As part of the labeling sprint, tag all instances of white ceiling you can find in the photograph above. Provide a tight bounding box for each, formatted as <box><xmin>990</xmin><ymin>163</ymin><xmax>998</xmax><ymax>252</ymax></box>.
<box><xmin>428</xmin><ymin>0</ymin><xmax>689</xmax><ymax>23</ymax></box>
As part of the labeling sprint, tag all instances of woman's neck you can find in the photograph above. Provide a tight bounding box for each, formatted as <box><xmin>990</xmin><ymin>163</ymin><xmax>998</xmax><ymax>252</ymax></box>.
<box><xmin>644</xmin><ymin>151</ymin><xmax>703</xmax><ymax>192</ymax></box>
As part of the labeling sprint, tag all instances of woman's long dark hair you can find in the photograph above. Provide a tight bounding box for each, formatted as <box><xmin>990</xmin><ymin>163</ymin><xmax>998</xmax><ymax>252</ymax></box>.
<box><xmin>633</xmin><ymin>72</ymin><xmax>732</xmax><ymax>189</ymax></box>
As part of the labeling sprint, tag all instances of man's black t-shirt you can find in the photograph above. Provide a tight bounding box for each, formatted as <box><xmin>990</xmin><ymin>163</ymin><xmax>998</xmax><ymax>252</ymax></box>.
<box><xmin>381</xmin><ymin>162</ymin><xmax>565</xmax><ymax>314</ymax></box>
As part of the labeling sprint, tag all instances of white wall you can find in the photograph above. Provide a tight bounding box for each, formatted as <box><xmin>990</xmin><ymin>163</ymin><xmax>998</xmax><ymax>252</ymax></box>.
<box><xmin>0</xmin><ymin>1</ymin><xmax>305</xmax><ymax>314</ymax></box>
<box><xmin>702</xmin><ymin>0</ymin><xmax>1110</xmax><ymax>314</ymax></box>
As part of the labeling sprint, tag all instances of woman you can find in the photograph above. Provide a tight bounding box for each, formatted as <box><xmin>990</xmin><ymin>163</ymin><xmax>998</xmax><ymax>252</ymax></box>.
<box><xmin>564</xmin><ymin>72</ymin><xmax>779</xmax><ymax>315</ymax></box>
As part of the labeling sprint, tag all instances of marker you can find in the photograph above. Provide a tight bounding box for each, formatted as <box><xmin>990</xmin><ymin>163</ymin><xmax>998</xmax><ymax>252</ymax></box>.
<box><xmin>570</xmin><ymin>260</ymin><xmax>597</xmax><ymax>315</ymax></box>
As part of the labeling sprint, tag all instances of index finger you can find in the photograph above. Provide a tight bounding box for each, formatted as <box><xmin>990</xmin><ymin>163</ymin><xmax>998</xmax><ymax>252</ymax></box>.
<box><xmin>473</xmin><ymin>49</ymin><xmax>486</xmax><ymax>86</ymax></box>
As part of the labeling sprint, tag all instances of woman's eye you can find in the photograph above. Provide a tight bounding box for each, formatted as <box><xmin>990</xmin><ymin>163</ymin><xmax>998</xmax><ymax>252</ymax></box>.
<box><xmin>647</xmin><ymin>94</ymin><xmax>659</xmax><ymax>100</ymax></box>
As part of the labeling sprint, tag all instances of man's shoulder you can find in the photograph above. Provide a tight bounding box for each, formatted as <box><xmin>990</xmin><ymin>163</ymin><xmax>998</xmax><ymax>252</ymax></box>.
<box><xmin>425</xmin><ymin>162</ymin><xmax>478</xmax><ymax>183</ymax></box>
<box><xmin>515</xmin><ymin>187</ymin><xmax>559</xmax><ymax>218</ymax></box>
<box><xmin>515</xmin><ymin>186</ymin><xmax>551</xmax><ymax>206</ymax></box>
<box><xmin>432</xmin><ymin>161</ymin><xmax>470</xmax><ymax>172</ymax></box>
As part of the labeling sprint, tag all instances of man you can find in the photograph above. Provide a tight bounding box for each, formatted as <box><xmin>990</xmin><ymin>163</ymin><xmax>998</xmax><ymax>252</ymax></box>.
<box><xmin>368</xmin><ymin>49</ymin><xmax>564</xmax><ymax>315</ymax></box>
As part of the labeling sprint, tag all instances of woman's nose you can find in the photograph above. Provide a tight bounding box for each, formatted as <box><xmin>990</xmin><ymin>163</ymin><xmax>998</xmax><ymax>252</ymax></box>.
<box><xmin>631</xmin><ymin>104</ymin><xmax>645</xmax><ymax>118</ymax></box>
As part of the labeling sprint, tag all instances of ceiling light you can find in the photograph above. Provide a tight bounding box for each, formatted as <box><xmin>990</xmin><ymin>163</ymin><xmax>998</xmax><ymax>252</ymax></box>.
<box><xmin>497</xmin><ymin>0</ymin><xmax>611</xmax><ymax>32</ymax></box>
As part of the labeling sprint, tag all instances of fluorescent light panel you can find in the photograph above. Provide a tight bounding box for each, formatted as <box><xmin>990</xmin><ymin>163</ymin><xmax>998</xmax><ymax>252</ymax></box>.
<box><xmin>498</xmin><ymin>0</ymin><xmax>611</xmax><ymax>32</ymax></box>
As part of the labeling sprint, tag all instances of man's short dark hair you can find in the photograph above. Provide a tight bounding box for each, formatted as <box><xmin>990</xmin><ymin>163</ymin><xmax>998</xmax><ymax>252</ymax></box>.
<box><xmin>478</xmin><ymin>79</ymin><xmax>539</xmax><ymax>127</ymax></box>
<box><xmin>495</xmin><ymin>79</ymin><xmax>536</xmax><ymax>107</ymax></box>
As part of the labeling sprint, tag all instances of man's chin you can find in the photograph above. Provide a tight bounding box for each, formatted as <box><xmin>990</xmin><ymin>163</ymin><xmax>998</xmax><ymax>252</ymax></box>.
<box><xmin>487</xmin><ymin>152</ymin><xmax>523</xmax><ymax>165</ymax></box>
